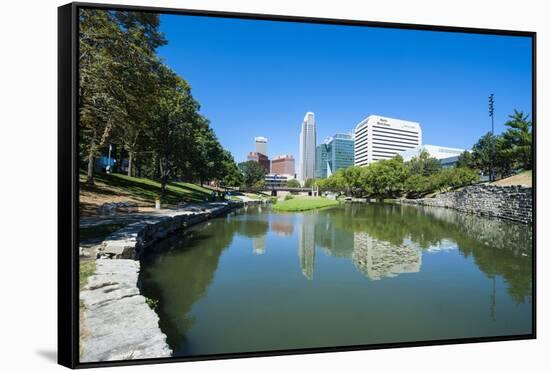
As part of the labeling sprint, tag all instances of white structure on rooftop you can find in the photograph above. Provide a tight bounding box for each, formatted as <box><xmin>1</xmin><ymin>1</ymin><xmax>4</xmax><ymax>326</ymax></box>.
<box><xmin>400</xmin><ymin>144</ymin><xmax>466</xmax><ymax>168</ymax></box>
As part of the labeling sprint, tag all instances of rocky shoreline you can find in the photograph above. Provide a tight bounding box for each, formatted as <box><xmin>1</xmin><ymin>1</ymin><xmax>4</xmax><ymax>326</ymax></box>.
<box><xmin>401</xmin><ymin>184</ymin><xmax>532</xmax><ymax>224</ymax></box>
<box><xmin>80</xmin><ymin>201</ymin><xmax>243</xmax><ymax>362</ymax></box>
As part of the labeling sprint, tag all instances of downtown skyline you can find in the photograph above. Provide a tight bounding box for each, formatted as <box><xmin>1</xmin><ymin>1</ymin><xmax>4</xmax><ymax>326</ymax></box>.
<box><xmin>157</xmin><ymin>14</ymin><xmax>532</xmax><ymax>164</ymax></box>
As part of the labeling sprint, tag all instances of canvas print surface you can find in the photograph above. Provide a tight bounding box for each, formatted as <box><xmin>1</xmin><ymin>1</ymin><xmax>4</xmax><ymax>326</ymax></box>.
<box><xmin>77</xmin><ymin>7</ymin><xmax>534</xmax><ymax>363</ymax></box>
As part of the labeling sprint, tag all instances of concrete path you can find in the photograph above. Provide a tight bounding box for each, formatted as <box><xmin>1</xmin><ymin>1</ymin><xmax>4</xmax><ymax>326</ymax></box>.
<box><xmin>80</xmin><ymin>202</ymin><xmax>230</xmax><ymax>228</ymax></box>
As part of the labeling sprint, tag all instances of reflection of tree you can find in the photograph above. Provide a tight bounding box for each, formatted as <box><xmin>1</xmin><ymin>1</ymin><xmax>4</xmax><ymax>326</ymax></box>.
<box><xmin>313</xmin><ymin>214</ymin><xmax>354</xmax><ymax>258</ymax></box>
<box><xmin>327</xmin><ymin>203</ymin><xmax>532</xmax><ymax>303</ymax></box>
<box><xmin>298</xmin><ymin>220</ymin><xmax>315</xmax><ymax>280</ymax></box>
<box><xmin>139</xmin><ymin>219</ymin><xmax>242</xmax><ymax>354</ymax></box>
<box><xmin>235</xmin><ymin>219</ymin><xmax>269</xmax><ymax>238</ymax></box>
<box><xmin>352</xmin><ymin>232</ymin><xmax>421</xmax><ymax>280</ymax></box>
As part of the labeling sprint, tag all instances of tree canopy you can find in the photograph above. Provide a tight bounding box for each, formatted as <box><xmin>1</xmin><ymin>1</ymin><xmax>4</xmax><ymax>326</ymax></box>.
<box><xmin>78</xmin><ymin>9</ymin><xmax>240</xmax><ymax>196</ymax></box>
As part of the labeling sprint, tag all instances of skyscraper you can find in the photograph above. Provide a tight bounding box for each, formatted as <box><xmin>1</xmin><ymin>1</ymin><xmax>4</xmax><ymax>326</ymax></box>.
<box><xmin>254</xmin><ymin>136</ymin><xmax>268</xmax><ymax>156</ymax></box>
<box><xmin>315</xmin><ymin>143</ymin><xmax>328</xmax><ymax>179</ymax></box>
<box><xmin>354</xmin><ymin>115</ymin><xmax>421</xmax><ymax>167</ymax></box>
<box><xmin>299</xmin><ymin>112</ymin><xmax>316</xmax><ymax>183</ymax></box>
<box><xmin>316</xmin><ymin>134</ymin><xmax>354</xmax><ymax>178</ymax></box>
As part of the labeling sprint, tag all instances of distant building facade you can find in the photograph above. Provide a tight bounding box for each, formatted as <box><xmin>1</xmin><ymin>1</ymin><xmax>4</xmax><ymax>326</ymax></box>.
<box><xmin>271</xmin><ymin>154</ymin><xmax>295</xmax><ymax>176</ymax></box>
<box><xmin>354</xmin><ymin>115</ymin><xmax>422</xmax><ymax>166</ymax></box>
<box><xmin>315</xmin><ymin>134</ymin><xmax>354</xmax><ymax>178</ymax></box>
<box><xmin>264</xmin><ymin>173</ymin><xmax>293</xmax><ymax>188</ymax></box>
<box><xmin>247</xmin><ymin>151</ymin><xmax>270</xmax><ymax>173</ymax></box>
<box><xmin>326</xmin><ymin>134</ymin><xmax>354</xmax><ymax>176</ymax></box>
<box><xmin>254</xmin><ymin>136</ymin><xmax>268</xmax><ymax>156</ymax></box>
<box><xmin>299</xmin><ymin>112</ymin><xmax>317</xmax><ymax>183</ymax></box>
<box><xmin>315</xmin><ymin>144</ymin><xmax>328</xmax><ymax>179</ymax></box>
<box><xmin>400</xmin><ymin>144</ymin><xmax>466</xmax><ymax>168</ymax></box>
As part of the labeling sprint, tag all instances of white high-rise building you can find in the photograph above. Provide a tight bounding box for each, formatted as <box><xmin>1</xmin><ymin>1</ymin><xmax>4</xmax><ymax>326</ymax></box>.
<box><xmin>254</xmin><ymin>136</ymin><xmax>268</xmax><ymax>156</ymax></box>
<box><xmin>354</xmin><ymin>115</ymin><xmax>421</xmax><ymax>166</ymax></box>
<box><xmin>299</xmin><ymin>112</ymin><xmax>316</xmax><ymax>183</ymax></box>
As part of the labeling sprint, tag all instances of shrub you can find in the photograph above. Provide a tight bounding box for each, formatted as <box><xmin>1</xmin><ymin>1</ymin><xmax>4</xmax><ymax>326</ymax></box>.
<box><xmin>145</xmin><ymin>297</ymin><xmax>159</xmax><ymax>310</ymax></box>
<box><xmin>284</xmin><ymin>194</ymin><xmax>294</xmax><ymax>201</ymax></box>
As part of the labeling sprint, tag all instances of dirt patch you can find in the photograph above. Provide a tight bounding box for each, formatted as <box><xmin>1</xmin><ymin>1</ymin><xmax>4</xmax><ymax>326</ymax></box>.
<box><xmin>79</xmin><ymin>180</ymin><xmax>153</xmax><ymax>217</ymax></box>
<box><xmin>492</xmin><ymin>171</ymin><xmax>532</xmax><ymax>187</ymax></box>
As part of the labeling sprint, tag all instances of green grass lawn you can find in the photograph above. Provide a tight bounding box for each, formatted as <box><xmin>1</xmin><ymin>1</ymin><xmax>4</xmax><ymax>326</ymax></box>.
<box><xmin>272</xmin><ymin>196</ymin><xmax>339</xmax><ymax>212</ymax></box>
<box><xmin>80</xmin><ymin>260</ymin><xmax>96</xmax><ymax>290</ymax></box>
<box><xmin>81</xmin><ymin>171</ymin><xmax>212</xmax><ymax>205</ymax></box>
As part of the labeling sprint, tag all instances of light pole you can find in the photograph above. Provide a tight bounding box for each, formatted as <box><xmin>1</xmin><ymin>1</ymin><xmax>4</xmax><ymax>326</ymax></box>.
<box><xmin>489</xmin><ymin>94</ymin><xmax>495</xmax><ymax>181</ymax></box>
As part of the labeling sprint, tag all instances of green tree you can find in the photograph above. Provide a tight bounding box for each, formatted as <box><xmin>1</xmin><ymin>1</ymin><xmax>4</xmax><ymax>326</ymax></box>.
<box><xmin>407</xmin><ymin>150</ymin><xmax>442</xmax><ymax>176</ymax></box>
<box><xmin>404</xmin><ymin>174</ymin><xmax>432</xmax><ymax>198</ymax></box>
<box><xmin>502</xmin><ymin>110</ymin><xmax>532</xmax><ymax>171</ymax></box>
<box><xmin>286</xmin><ymin>179</ymin><xmax>301</xmax><ymax>188</ymax></box>
<box><xmin>304</xmin><ymin>178</ymin><xmax>317</xmax><ymax>188</ymax></box>
<box><xmin>238</xmin><ymin>161</ymin><xmax>267</xmax><ymax>187</ymax></box>
<box><xmin>79</xmin><ymin>9</ymin><xmax>127</xmax><ymax>184</ymax></box>
<box><xmin>361</xmin><ymin>156</ymin><xmax>408</xmax><ymax>199</ymax></box>
<box><xmin>219</xmin><ymin>150</ymin><xmax>243</xmax><ymax>188</ymax></box>
<box><xmin>471</xmin><ymin>133</ymin><xmax>512</xmax><ymax>180</ymax></box>
<box><xmin>456</xmin><ymin>150</ymin><xmax>474</xmax><ymax>168</ymax></box>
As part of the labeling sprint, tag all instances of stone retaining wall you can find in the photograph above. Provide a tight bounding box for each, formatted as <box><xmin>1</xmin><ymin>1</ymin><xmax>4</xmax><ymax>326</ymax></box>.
<box><xmin>401</xmin><ymin>184</ymin><xmax>532</xmax><ymax>224</ymax></box>
<box><xmin>80</xmin><ymin>201</ymin><xmax>243</xmax><ymax>362</ymax></box>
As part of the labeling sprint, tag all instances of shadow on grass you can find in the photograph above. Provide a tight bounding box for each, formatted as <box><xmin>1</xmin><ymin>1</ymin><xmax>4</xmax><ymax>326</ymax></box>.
<box><xmin>83</xmin><ymin>172</ymin><xmax>211</xmax><ymax>205</ymax></box>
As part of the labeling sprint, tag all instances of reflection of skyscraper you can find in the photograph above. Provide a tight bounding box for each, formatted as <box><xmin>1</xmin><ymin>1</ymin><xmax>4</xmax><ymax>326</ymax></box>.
<box><xmin>352</xmin><ymin>232</ymin><xmax>421</xmax><ymax>280</ymax></box>
<box><xmin>298</xmin><ymin>220</ymin><xmax>316</xmax><ymax>279</ymax></box>
<box><xmin>252</xmin><ymin>235</ymin><xmax>266</xmax><ymax>255</ymax></box>
<box><xmin>299</xmin><ymin>112</ymin><xmax>316</xmax><ymax>183</ymax></box>
<box><xmin>271</xmin><ymin>221</ymin><xmax>294</xmax><ymax>236</ymax></box>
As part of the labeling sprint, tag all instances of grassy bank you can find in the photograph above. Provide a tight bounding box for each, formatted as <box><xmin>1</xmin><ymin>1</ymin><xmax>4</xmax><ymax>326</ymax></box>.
<box><xmin>80</xmin><ymin>171</ymin><xmax>213</xmax><ymax>214</ymax></box>
<box><xmin>273</xmin><ymin>196</ymin><xmax>339</xmax><ymax>212</ymax></box>
<box><xmin>80</xmin><ymin>260</ymin><xmax>96</xmax><ymax>290</ymax></box>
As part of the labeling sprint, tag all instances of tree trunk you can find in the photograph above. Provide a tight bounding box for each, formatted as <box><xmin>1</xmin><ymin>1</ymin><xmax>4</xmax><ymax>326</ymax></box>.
<box><xmin>127</xmin><ymin>151</ymin><xmax>133</xmax><ymax>177</ymax></box>
<box><xmin>159</xmin><ymin>157</ymin><xmax>169</xmax><ymax>201</ymax></box>
<box><xmin>86</xmin><ymin>132</ymin><xmax>97</xmax><ymax>185</ymax></box>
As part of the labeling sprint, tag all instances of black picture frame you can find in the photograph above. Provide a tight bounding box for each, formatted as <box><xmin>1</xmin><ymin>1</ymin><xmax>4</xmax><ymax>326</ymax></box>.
<box><xmin>58</xmin><ymin>2</ymin><xmax>537</xmax><ymax>368</ymax></box>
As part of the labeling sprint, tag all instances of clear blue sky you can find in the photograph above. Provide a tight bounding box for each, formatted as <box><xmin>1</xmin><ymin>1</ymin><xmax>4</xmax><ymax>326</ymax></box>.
<box><xmin>158</xmin><ymin>14</ymin><xmax>532</xmax><ymax>163</ymax></box>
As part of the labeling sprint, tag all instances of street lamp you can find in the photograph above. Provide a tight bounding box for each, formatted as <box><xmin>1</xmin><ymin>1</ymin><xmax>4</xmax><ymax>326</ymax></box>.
<box><xmin>489</xmin><ymin>94</ymin><xmax>495</xmax><ymax>181</ymax></box>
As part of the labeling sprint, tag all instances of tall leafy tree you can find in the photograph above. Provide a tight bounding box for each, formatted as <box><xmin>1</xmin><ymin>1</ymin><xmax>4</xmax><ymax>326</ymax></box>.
<box><xmin>471</xmin><ymin>133</ymin><xmax>512</xmax><ymax>179</ymax></box>
<box><xmin>238</xmin><ymin>161</ymin><xmax>267</xmax><ymax>187</ymax></box>
<box><xmin>407</xmin><ymin>150</ymin><xmax>442</xmax><ymax>176</ymax></box>
<box><xmin>79</xmin><ymin>9</ymin><xmax>127</xmax><ymax>184</ymax></box>
<box><xmin>361</xmin><ymin>156</ymin><xmax>408</xmax><ymax>199</ymax></box>
<box><xmin>455</xmin><ymin>150</ymin><xmax>474</xmax><ymax>169</ymax></box>
<box><xmin>502</xmin><ymin>110</ymin><xmax>532</xmax><ymax>171</ymax></box>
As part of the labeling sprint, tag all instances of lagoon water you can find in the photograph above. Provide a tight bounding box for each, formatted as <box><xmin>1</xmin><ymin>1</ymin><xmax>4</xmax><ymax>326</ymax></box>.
<box><xmin>139</xmin><ymin>203</ymin><xmax>532</xmax><ymax>357</ymax></box>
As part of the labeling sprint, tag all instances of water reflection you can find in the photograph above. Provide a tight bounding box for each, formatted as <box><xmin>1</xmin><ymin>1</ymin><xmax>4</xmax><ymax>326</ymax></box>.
<box><xmin>352</xmin><ymin>233</ymin><xmax>422</xmax><ymax>280</ymax></box>
<box><xmin>139</xmin><ymin>203</ymin><xmax>532</xmax><ymax>355</ymax></box>
<box><xmin>298</xmin><ymin>221</ymin><xmax>316</xmax><ymax>279</ymax></box>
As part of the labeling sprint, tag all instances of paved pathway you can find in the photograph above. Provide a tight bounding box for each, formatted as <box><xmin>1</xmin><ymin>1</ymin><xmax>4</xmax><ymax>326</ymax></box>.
<box><xmin>79</xmin><ymin>202</ymin><xmax>229</xmax><ymax>228</ymax></box>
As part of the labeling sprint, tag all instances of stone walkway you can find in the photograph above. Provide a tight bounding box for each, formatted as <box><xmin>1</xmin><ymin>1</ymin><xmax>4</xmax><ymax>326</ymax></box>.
<box><xmin>79</xmin><ymin>201</ymin><xmax>242</xmax><ymax>362</ymax></box>
<box><xmin>80</xmin><ymin>259</ymin><xmax>172</xmax><ymax>362</ymax></box>
<box><xmin>80</xmin><ymin>202</ymin><xmax>230</xmax><ymax>229</ymax></box>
